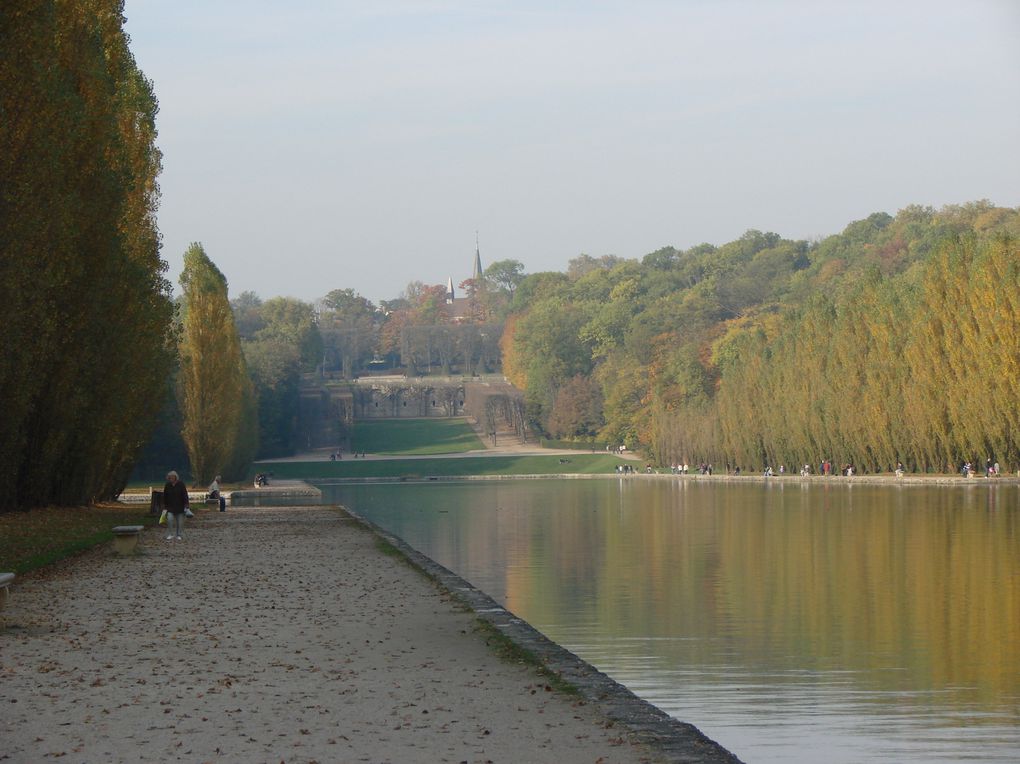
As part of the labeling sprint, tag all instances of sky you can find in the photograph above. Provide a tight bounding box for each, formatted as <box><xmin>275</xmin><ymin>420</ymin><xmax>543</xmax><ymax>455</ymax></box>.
<box><xmin>123</xmin><ymin>0</ymin><xmax>1020</xmax><ymax>306</ymax></box>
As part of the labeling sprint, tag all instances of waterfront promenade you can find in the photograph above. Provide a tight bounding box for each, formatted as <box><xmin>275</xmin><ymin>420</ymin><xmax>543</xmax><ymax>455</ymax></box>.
<box><xmin>0</xmin><ymin>506</ymin><xmax>734</xmax><ymax>763</ymax></box>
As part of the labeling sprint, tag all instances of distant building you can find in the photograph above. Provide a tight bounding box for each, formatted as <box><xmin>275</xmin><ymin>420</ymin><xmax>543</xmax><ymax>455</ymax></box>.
<box><xmin>445</xmin><ymin>239</ymin><xmax>484</xmax><ymax>322</ymax></box>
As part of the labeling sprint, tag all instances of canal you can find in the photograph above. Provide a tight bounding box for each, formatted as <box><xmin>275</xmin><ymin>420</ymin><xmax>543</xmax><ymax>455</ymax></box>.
<box><xmin>320</xmin><ymin>478</ymin><xmax>1020</xmax><ymax>763</ymax></box>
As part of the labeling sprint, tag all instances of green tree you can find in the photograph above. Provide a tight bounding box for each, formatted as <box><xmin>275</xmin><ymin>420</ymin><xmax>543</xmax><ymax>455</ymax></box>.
<box><xmin>178</xmin><ymin>243</ymin><xmax>257</xmax><ymax>483</ymax></box>
<box><xmin>0</xmin><ymin>0</ymin><xmax>174</xmax><ymax>509</ymax></box>
<box><xmin>509</xmin><ymin>296</ymin><xmax>595</xmax><ymax>431</ymax></box>
<box><xmin>243</xmin><ymin>337</ymin><xmax>301</xmax><ymax>457</ymax></box>
<box><xmin>485</xmin><ymin>259</ymin><xmax>526</xmax><ymax>304</ymax></box>
<box><xmin>232</xmin><ymin>291</ymin><xmax>265</xmax><ymax>340</ymax></box>
<box><xmin>258</xmin><ymin>297</ymin><xmax>322</xmax><ymax>367</ymax></box>
<box><xmin>319</xmin><ymin>289</ymin><xmax>377</xmax><ymax>377</ymax></box>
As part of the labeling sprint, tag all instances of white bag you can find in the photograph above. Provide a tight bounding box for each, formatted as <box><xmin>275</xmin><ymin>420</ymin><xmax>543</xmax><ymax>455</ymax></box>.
<box><xmin>184</xmin><ymin>507</ymin><xmax>194</xmax><ymax>518</ymax></box>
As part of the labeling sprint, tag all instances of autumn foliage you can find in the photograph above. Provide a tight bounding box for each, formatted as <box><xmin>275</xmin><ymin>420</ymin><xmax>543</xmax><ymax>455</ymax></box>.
<box><xmin>178</xmin><ymin>244</ymin><xmax>258</xmax><ymax>483</ymax></box>
<box><xmin>0</xmin><ymin>1</ymin><xmax>174</xmax><ymax>509</ymax></box>
<box><xmin>505</xmin><ymin>204</ymin><xmax>1020</xmax><ymax>472</ymax></box>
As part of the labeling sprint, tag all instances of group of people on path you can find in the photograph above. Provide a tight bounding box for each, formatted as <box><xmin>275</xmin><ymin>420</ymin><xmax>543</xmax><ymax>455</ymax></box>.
<box><xmin>961</xmin><ymin>459</ymin><xmax>1001</xmax><ymax>477</ymax></box>
<box><xmin>669</xmin><ymin>463</ymin><xmax>713</xmax><ymax>475</ymax></box>
<box><xmin>161</xmin><ymin>471</ymin><xmax>232</xmax><ymax>540</ymax></box>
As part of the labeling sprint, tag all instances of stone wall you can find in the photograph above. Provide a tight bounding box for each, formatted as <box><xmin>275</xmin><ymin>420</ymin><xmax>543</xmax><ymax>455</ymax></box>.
<box><xmin>297</xmin><ymin>387</ymin><xmax>353</xmax><ymax>450</ymax></box>
<box><xmin>353</xmin><ymin>382</ymin><xmax>465</xmax><ymax>419</ymax></box>
<box><xmin>296</xmin><ymin>377</ymin><xmax>529</xmax><ymax>450</ymax></box>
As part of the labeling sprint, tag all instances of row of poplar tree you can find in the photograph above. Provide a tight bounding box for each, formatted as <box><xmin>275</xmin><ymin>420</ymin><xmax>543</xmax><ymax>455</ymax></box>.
<box><xmin>0</xmin><ymin>5</ymin><xmax>252</xmax><ymax>510</ymax></box>
<box><xmin>502</xmin><ymin>202</ymin><xmax>1019</xmax><ymax>473</ymax></box>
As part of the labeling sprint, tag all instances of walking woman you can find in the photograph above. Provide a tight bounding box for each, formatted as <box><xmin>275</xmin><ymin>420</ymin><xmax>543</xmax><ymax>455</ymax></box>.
<box><xmin>163</xmin><ymin>470</ymin><xmax>191</xmax><ymax>541</ymax></box>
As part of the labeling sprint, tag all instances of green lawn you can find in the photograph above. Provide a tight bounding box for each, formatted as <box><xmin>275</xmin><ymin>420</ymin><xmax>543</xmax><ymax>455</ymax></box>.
<box><xmin>350</xmin><ymin>418</ymin><xmax>485</xmax><ymax>455</ymax></box>
<box><xmin>0</xmin><ymin>504</ymin><xmax>157</xmax><ymax>574</ymax></box>
<box><xmin>259</xmin><ymin>453</ymin><xmax>628</xmax><ymax>479</ymax></box>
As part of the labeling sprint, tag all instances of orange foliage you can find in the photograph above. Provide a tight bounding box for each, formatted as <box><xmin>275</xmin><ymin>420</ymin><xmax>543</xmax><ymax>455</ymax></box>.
<box><xmin>499</xmin><ymin>314</ymin><xmax>527</xmax><ymax>389</ymax></box>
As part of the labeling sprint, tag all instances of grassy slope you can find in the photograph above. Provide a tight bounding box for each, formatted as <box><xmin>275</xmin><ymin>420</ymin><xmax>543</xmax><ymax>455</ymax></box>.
<box><xmin>350</xmin><ymin>418</ymin><xmax>485</xmax><ymax>455</ymax></box>
<box><xmin>264</xmin><ymin>418</ymin><xmax>630</xmax><ymax>478</ymax></box>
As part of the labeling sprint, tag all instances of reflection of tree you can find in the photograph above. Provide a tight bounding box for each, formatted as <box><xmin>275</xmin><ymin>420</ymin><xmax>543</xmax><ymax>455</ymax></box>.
<box><xmin>498</xmin><ymin>483</ymin><xmax>1020</xmax><ymax>704</ymax></box>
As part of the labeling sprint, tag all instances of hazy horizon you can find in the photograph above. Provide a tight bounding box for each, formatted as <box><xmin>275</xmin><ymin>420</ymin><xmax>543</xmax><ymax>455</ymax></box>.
<box><xmin>124</xmin><ymin>0</ymin><xmax>1020</xmax><ymax>305</ymax></box>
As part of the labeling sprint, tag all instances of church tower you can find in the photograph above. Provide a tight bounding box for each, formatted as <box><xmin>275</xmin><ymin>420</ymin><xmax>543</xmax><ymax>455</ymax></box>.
<box><xmin>472</xmin><ymin>232</ymin><xmax>483</xmax><ymax>281</ymax></box>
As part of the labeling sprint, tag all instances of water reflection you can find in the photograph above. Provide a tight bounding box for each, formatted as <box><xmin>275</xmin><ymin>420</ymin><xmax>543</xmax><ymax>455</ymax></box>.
<box><xmin>322</xmin><ymin>478</ymin><xmax>1020</xmax><ymax>763</ymax></box>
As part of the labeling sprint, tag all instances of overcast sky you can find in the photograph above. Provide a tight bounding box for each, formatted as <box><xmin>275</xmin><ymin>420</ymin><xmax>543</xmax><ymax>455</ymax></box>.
<box><xmin>124</xmin><ymin>0</ymin><xmax>1020</xmax><ymax>305</ymax></box>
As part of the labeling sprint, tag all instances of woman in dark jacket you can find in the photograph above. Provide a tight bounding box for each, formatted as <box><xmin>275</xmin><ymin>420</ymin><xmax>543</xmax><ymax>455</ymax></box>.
<box><xmin>163</xmin><ymin>470</ymin><xmax>191</xmax><ymax>540</ymax></box>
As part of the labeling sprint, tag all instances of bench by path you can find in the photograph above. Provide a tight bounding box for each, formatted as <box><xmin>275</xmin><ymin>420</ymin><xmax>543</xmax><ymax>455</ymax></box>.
<box><xmin>0</xmin><ymin>572</ymin><xmax>13</xmax><ymax>611</ymax></box>
<box><xmin>110</xmin><ymin>525</ymin><xmax>144</xmax><ymax>556</ymax></box>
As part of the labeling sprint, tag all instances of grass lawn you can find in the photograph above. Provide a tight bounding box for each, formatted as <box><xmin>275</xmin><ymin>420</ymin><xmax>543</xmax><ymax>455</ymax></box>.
<box><xmin>260</xmin><ymin>453</ymin><xmax>628</xmax><ymax>480</ymax></box>
<box><xmin>350</xmin><ymin>418</ymin><xmax>485</xmax><ymax>455</ymax></box>
<box><xmin>0</xmin><ymin>503</ymin><xmax>157</xmax><ymax>574</ymax></box>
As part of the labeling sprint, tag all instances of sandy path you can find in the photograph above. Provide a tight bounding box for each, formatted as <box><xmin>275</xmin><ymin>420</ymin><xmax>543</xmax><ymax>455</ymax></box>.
<box><xmin>1</xmin><ymin>506</ymin><xmax>656</xmax><ymax>763</ymax></box>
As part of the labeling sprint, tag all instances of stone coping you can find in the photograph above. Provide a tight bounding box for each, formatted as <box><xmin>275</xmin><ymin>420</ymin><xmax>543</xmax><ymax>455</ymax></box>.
<box><xmin>118</xmin><ymin>481</ymin><xmax>322</xmax><ymax>503</ymax></box>
<box><xmin>343</xmin><ymin>506</ymin><xmax>743</xmax><ymax>764</ymax></box>
<box><xmin>316</xmin><ymin>472</ymin><xmax>1020</xmax><ymax>486</ymax></box>
<box><xmin>120</xmin><ymin>474</ymin><xmax>1019</xmax><ymax>499</ymax></box>
<box><xmin>229</xmin><ymin>481</ymin><xmax>321</xmax><ymax>500</ymax></box>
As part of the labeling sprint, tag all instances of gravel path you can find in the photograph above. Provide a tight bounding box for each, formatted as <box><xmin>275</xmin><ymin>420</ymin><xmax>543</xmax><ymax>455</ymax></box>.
<box><xmin>0</xmin><ymin>506</ymin><xmax>656</xmax><ymax>763</ymax></box>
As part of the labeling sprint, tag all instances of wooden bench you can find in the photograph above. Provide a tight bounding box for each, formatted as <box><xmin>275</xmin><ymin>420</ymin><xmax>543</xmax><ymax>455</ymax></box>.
<box><xmin>0</xmin><ymin>572</ymin><xmax>14</xmax><ymax>610</ymax></box>
<box><xmin>112</xmin><ymin>525</ymin><xmax>144</xmax><ymax>556</ymax></box>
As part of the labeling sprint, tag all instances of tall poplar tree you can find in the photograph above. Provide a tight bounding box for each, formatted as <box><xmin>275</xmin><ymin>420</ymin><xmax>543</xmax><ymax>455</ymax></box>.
<box><xmin>0</xmin><ymin>0</ymin><xmax>174</xmax><ymax>509</ymax></box>
<box><xmin>178</xmin><ymin>244</ymin><xmax>257</xmax><ymax>483</ymax></box>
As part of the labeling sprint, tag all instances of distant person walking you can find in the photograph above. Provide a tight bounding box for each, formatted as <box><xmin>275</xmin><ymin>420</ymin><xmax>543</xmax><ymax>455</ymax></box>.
<box><xmin>163</xmin><ymin>470</ymin><xmax>190</xmax><ymax>540</ymax></box>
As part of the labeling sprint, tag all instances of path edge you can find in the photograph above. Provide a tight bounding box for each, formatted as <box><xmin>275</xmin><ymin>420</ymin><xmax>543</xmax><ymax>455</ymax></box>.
<box><xmin>340</xmin><ymin>505</ymin><xmax>744</xmax><ymax>764</ymax></box>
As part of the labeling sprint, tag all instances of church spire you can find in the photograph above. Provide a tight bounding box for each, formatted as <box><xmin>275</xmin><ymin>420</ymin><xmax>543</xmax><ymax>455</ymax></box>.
<box><xmin>473</xmin><ymin>231</ymin><xmax>483</xmax><ymax>281</ymax></box>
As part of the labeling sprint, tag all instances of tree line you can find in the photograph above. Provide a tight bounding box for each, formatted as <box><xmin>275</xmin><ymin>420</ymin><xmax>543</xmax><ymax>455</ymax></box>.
<box><xmin>134</xmin><ymin>263</ymin><xmax>526</xmax><ymax>478</ymax></box>
<box><xmin>503</xmin><ymin>202</ymin><xmax>1019</xmax><ymax>473</ymax></box>
<box><xmin>1</xmin><ymin>6</ymin><xmax>273</xmax><ymax>504</ymax></box>
<box><xmin>1</xmin><ymin>1</ymin><xmax>174</xmax><ymax>510</ymax></box>
<box><xmin>0</xmin><ymin>0</ymin><xmax>525</xmax><ymax>500</ymax></box>
<box><xmin>6</xmin><ymin>9</ymin><xmax>1014</xmax><ymax>508</ymax></box>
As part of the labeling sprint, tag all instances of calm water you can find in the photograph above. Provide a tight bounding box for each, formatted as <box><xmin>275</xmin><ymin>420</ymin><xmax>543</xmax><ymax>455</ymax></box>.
<box><xmin>321</xmin><ymin>478</ymin><xmax>1020</xmax><ymax>763</ymax></box>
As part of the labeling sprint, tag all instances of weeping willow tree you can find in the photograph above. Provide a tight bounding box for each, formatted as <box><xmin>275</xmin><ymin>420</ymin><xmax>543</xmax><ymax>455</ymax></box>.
<box><xmin>178</xmin><ymin>243</ymin><xmax>257</xmax><ymax>483</ymax></box>
<box><xmin>0</xmin><ymin>0</ymin><xmax>174</xmax><ymax>510</ymax></box>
